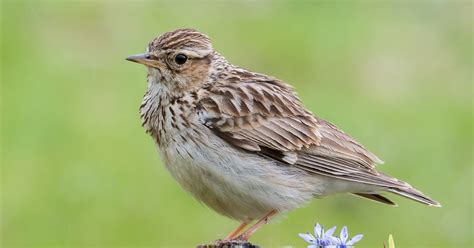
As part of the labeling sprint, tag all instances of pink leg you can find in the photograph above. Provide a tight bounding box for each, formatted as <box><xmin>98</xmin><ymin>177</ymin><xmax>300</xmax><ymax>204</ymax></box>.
<box><xmin>237</xmin><ymin>210</ymin><xmax>279</xmax><ymax>240</ymax></box>
<box><xmin>224</xmin><ymin>222</ymin><xmax>249</xmax><ymax>240</ymax></box>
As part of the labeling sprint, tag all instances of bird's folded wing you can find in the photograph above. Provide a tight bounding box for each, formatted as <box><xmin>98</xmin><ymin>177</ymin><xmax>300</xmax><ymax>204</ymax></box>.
<box><xmin>197</xmin><ymin>79</ymin><xmax>391</xmax><ymax>185</ymax></box>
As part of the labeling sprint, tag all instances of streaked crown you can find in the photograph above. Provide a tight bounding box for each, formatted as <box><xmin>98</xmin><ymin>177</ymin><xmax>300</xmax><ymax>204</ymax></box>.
<box><xmin>148</xmin><ymin>28</ymin><xmax>213</xmax><ymax>56</ymax></box>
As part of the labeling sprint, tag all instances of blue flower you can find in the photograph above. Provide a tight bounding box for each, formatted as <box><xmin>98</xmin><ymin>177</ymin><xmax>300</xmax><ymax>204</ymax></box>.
<box><xmin>299</xmin><ymin>223</ymin><xmax>337</xmax><ymax>248</ymax></box>
<box><xmin>333</xmin><ymin>226</ymin><xmax>364</xmax><ymax>248</ymax></box>
<box><xmin>299</xmin><ymin>223</ymin><xmax>364</xmax><ymax>248</ymax></box>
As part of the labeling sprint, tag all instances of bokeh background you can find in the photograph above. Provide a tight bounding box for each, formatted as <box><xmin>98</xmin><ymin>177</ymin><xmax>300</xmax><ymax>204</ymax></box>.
<box><xmin>1</xmin><ymin>1</ymin><xmax>472</xmax><ymax>247</ymax></box>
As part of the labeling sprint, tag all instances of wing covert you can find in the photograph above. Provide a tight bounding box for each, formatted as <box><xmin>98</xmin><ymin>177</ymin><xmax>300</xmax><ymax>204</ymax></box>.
<box><xmin>196</xmin><ymin>76</ymin><xmax>383</xmax><ymax>176</ymax></box>
<box><xmin>198</xmin><ymin>79</ymin><xmax>321</xmax><ymax>153</ymax></box>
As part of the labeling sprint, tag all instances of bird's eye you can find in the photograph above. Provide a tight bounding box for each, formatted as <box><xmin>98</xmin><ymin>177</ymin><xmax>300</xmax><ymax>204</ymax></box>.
<box><xmin>174</xmin><ymin>54</ymin><xmax>187</xmax><ymax>65</ymax></box>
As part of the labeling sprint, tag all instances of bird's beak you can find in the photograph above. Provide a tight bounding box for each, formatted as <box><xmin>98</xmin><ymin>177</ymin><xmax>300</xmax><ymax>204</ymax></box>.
<box><xmin>126</xmin><ymin>53</ymin><xmax>151</xmax><ymax>65</ymax></box>
<box><xmin>126</xmin><ymin>53</ymin><xmax>165</xmax><ymax>69</ymax></box>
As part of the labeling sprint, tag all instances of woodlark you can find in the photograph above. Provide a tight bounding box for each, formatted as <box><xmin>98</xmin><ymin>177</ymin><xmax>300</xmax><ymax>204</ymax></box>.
<box><xmin>126</xmin><ymin>28</ymin><xmax>440</xmax><ymax>241</ymax></box>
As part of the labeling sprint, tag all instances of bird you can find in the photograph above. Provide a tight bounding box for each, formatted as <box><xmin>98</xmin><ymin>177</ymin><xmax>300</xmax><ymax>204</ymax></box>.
<box><xmin>126</xmin><ymin>28</ymin><xmax>440</xmax><ymax>242</ymax></box>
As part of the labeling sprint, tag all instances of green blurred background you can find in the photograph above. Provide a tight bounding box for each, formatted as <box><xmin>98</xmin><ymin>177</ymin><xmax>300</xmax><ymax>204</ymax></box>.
<box><xmin>1</xmin><ymin>1</ymin><xmax>472</xmax><ymax>247</ymax></box>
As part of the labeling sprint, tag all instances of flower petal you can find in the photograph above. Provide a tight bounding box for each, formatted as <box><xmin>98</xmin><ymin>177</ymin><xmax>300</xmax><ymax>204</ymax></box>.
<box><xmin>324</xmin><ymin>226</ymin><xmax>337</xmax><ymax>238</ymax></box>
<box><xmin>326</xmin><ymin>235</ymin><xmax>339</xmax><ymax>245</ymax></box>
<box><xmin>299</xmin><ymin>233</ymin><xmax>317</xmax><ymax>243</ymax></box>
<box><xmin>314</xmin><ymin>223</ymin><xmax>323</xmax><ymax>237</ymax></box>
<box><xmin>340</xmin><ymin>226</ymin><xmax>348</xmax><ymax>243</ymax></box>
<box><xmin>347</xmin><ymin>234</ymin><xmax>364</xmax><ymax>245</ymax></box>
<box><xmin>307</xmin><ymin>245</ymin><xmax>319</xmax><ymax>248</ymax></box>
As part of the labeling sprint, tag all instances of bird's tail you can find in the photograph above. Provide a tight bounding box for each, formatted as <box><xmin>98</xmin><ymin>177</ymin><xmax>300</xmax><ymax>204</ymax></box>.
<box><xmin>387</xmin><ymin>186</ymin><xmax>441</xmax><ymax>207</ymax></box>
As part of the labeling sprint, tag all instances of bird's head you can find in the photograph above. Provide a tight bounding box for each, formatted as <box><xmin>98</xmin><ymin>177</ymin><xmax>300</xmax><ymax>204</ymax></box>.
<box><xmin>126</xmin><ymin>28</ymin><xmax>215</xmax><ymax>93</ymax></box>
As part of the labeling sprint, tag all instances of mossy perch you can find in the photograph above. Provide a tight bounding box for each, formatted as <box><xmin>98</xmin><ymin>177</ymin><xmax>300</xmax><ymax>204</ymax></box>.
<box><xmin>197</xmin><ymin>240</ymin><xmax>259</xmax><ymax>248</ymax></box>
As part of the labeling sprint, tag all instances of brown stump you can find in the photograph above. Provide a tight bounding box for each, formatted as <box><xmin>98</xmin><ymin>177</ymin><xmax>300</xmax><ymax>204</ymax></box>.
<box><xmin>197</xmin><ymin>240</ymin><xmax>260</xmax><ymax>248</ymax></box>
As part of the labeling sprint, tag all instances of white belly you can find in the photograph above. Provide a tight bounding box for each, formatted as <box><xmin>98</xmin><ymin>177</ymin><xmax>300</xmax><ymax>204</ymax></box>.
<box><xmin>158</xmin><ymin>130</ymin><xmax>323</xmax><ymax>221</ymax></box>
